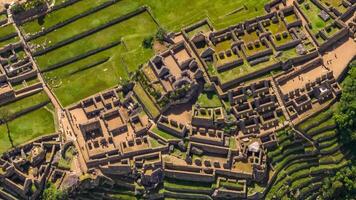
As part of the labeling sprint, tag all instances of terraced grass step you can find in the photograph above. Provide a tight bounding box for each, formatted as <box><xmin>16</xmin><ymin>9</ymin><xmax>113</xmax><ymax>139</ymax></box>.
<box><xmin>298</xmin><ymin>181</ymin><xmax>322</xmax><ymax>200</ymax></box>
<box><xmin>290</xmin><ymin>176</ymin><xmax>322</xmax><ymax>193</ymax></box>
<box><xmin>319</xmin><ymin>150</ymin><xmax>346</xmax><ymax>164</ymax></box>
<box><xmin>305</xmin><ymin>191</ymin><xmax>320</xmax><ymax>200</ymax></box>
<box><xmin>271</xmin><ymin>145</ymin><xmax>305</xmax><ymax>164</ymax></box>
<box><xmin>320</xmin><ymin>142</ymin><xmax>340</xmax><ymax>154</ymax></box>
<box><xmin>164</xmin><ymin>178</ymin><xmax>212</xmax><ymax>194</ymax></box>
<box><xmin>1</xmin><ymin>90</ymin><xmax>49</xmax><ymax>117</ymax></box>
<box><xmin>163</xmin><ymin>189</ymin><xmax>212</xmax><ymax>200</ymax></box>
<box><xmin>310</xmin><ymin>159</ymin><xmax>350</xmax><ymax>174</ymax></box>
<box><xmin>312</xmin><ymin>130</ymin><xmax>337</xmax><ymax>142</ymax></box>
<box><xmin>20</xmin><ymin>0</ymin><xmax>112</xmax><ymax>34</ymax></box>
<box><xmin>297</xmin><ymin>109</ymin><xmax>333</xmax><ymax>132</ymax></box>
<box><xmin>306</xmin><ymin>118</ymin><xmax>336</xmax><ymax>137</ymax></box>
<box><xmin>319</xmin><ymin>138</ymin><xmax>338</xmax><ymax>149</ymax></box>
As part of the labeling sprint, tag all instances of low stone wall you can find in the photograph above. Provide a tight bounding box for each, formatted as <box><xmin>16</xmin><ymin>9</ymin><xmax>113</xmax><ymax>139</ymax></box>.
<box><xmin>0</xmin><ymin>87</ymin><xmax>43</xmax><ymax>106</ymax></box>
<box><xmin>8</xmin><ymin>69</ymin><xmax>37</xmax><ymax>84</ymax></box>
<box><xmin>0</xmin><ymin>33</ymin><xmax>18</xmax><ymax>43</ymax></box>
<box><xmin>3</xmin><ymin>134</ymin><xmax>58</xmax><ymax>158</ymax></box>
<box><xmin>0</xmin><ymin>42</ymin><xmax>22</xmax><ymax>54</ymax></box>
<box><xmin>290</xmin><ymin>50</ymin><xmax>319</xmax><ymax>66</ymax></box>
<box><xmin>164</xmin><ymin>169</ymin><xmax>215</xmax><ymax>183</ymax></box>
<box><xmin>245</xmin><ymin>48</ymin><xmax>273</xmax><ymax>62</ymax></box>
<box><xmin>273</xmin><ymin>39</ymin><xmax>300</xmax><ymax>51</ymax></box>
<box><xmin>340</xmin><ymin>4</ymin><xmax>356</xmax><ymax>20</ymax></box>
<box><xmin>318</xmin><ymin>26</ymin><xmax>349</xmax><ymax>53</ymax></box>
<box><xmin>184</xmin><ymin>19</ymin><xmax>213</xmax><ymax>34</ymax></box>
<box><xmin>217</xmin><ymin>59</ymin><xmax>243</xmax><ymax>73</ymax></box>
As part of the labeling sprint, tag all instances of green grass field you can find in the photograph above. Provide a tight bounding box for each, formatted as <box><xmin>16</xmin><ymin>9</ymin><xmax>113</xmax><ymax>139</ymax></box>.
<box><xmin>0</xmin><ymin>104</ymin><xmax>55</xmax><ymax>154</ymax></box>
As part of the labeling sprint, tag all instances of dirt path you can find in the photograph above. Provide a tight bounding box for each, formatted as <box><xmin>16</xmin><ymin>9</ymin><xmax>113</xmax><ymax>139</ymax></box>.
<box><xmin>322</xmin><ymin>38</ymin><xmax>356</xmax><ymax>80</ymax></box>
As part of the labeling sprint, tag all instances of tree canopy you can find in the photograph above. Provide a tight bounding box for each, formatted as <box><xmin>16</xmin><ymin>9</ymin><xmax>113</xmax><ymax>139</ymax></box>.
<box><xmin>334</xmin><ymin>60</ymin><xmax>356</xmax><ymax>146</ymax></box>
<box><xmin>320</xmin><ymin>165</ymin><xmax>356</xmax><ymax>200</ymax></box>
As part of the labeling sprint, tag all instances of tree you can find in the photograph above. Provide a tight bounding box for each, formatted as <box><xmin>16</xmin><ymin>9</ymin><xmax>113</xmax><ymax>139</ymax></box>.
<box><xmin>142</xmin><ymin>36</ymin><xmax>154</xmax><ymax>49</ymax></box>
<box><xmin>11</xmin><ymin>3</ymin><xmax>25</xmax><ymax>14</ymax></box>
<box><xmin>42</xmin><ymin>182</ymin><xmax>67</xmax><ymax>200</ymax></box>
<box><xmin>333</xmin><ymin>61</ymin><xmax>356</xmax><ymax>146</ymax></box>
<box><xmin>0</xmin><ymin>108</ymin><xmax>14</xmax><ymax>148</ymax></box>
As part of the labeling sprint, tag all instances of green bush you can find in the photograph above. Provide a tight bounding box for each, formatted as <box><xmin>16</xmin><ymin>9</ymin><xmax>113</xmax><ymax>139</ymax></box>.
<box><xmin>155</xmin><ymin>28</ymin><xmax>167</xmax><ymax>43</ymax></box>
<box><xmin>42</xmin><ymin>182</ymin><xmax>67</xmax><ymax>200</ymax></box>
<box><xmin>142</xmin><ymin>36</ymin><xmax>154</xmax><ymax>49</ymax></box>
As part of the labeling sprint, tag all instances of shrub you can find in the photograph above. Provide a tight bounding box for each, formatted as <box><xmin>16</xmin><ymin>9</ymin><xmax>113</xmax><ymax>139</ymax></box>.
<box><xmin>42</xmin><ymin>182</ymin><xmax>67</xmax><ymax>200</ymax></box>
<box><xmin>155</xmin><ymin>28</ymin><xmax>167</xmax><ymax>43</ymax></box>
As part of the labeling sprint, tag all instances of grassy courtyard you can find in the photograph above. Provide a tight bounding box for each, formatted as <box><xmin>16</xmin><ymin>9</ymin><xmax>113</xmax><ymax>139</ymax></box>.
<box><xmin>197</xmin><ymin>91</ymin><xmax>222</xmax><ymax>108</ymax></box>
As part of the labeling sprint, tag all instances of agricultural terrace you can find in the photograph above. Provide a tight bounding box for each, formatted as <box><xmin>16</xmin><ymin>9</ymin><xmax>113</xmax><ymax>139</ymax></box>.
<box><xmin>266</xmin><ymin>105</ymin><xmax>351</xmax><ymax>199</ymax></box>
<box><xmin>19</xmin><ymin>0</ymin><xmax>270</xmax><ymax>106</ymax></box>
<box><xmin>0</xmin><ymin>23</ymin><xmax>20</xmax><ymax>47</ymax></box>
<box><xmin>0</xmin><ymin>91</ymin><xmax>55</xmax><ymax>154</ymax></box>
<box><xmin>33</xmin><ymin>8</ymin><xmax>158</xmax><ymax>106</ymax></box>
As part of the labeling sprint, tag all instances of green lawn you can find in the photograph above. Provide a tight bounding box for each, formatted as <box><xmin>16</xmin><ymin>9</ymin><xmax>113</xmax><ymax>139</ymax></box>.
<box><xmin>44</xmin><ymin>44</ymin><xmax>126</xmax><ymax>107</ymax></box>
<box><xmin>0</xmin><ymin>104</ymin><xmax>55</xmax><ymax>154</ymax></box>
<box><xmin>133</xmin><ymin>83</ymin><xmax>160</xmax><ymax>119</ymax></box>
<box><xmin>148</xmin><ymin>137</ymin><xmax>162</xmax><ymax>148</ymax></box>
<box><xmin>142</xmin><ymin>0</ymin><xmax>268</xmax><ymax>31</ymax></box>
<box><xmin>197</xmin><ymin>91</ymin><xmax>222</xmax><ymax>108</ymax></box>
<box><xmin>11</xmin><ymin>77</ymin><xmax>41</xmax><ymax>91</ymax></box>
<box><xmin>151</xmin><ymin>127</ymin><xmax>178</xmax><ymax>140</ymax></box>
<box><xmin>23</xmin><ymin>0</ymin><xmax>269</xmax><ymax>35</ymax></box>
<box><xmin>0</xmin><ymin>24</ymin><xmax>16</xmax><ymax>39</ymax></box>
<box><xmin>0</xmin><ymin>36</ymin><xmax>20</xmax><ymax>47</ymax></box>
<box><xmin>20</xmin><ymin>0</ymin><xmax>112</xmax><ymax>34</ymax></box>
